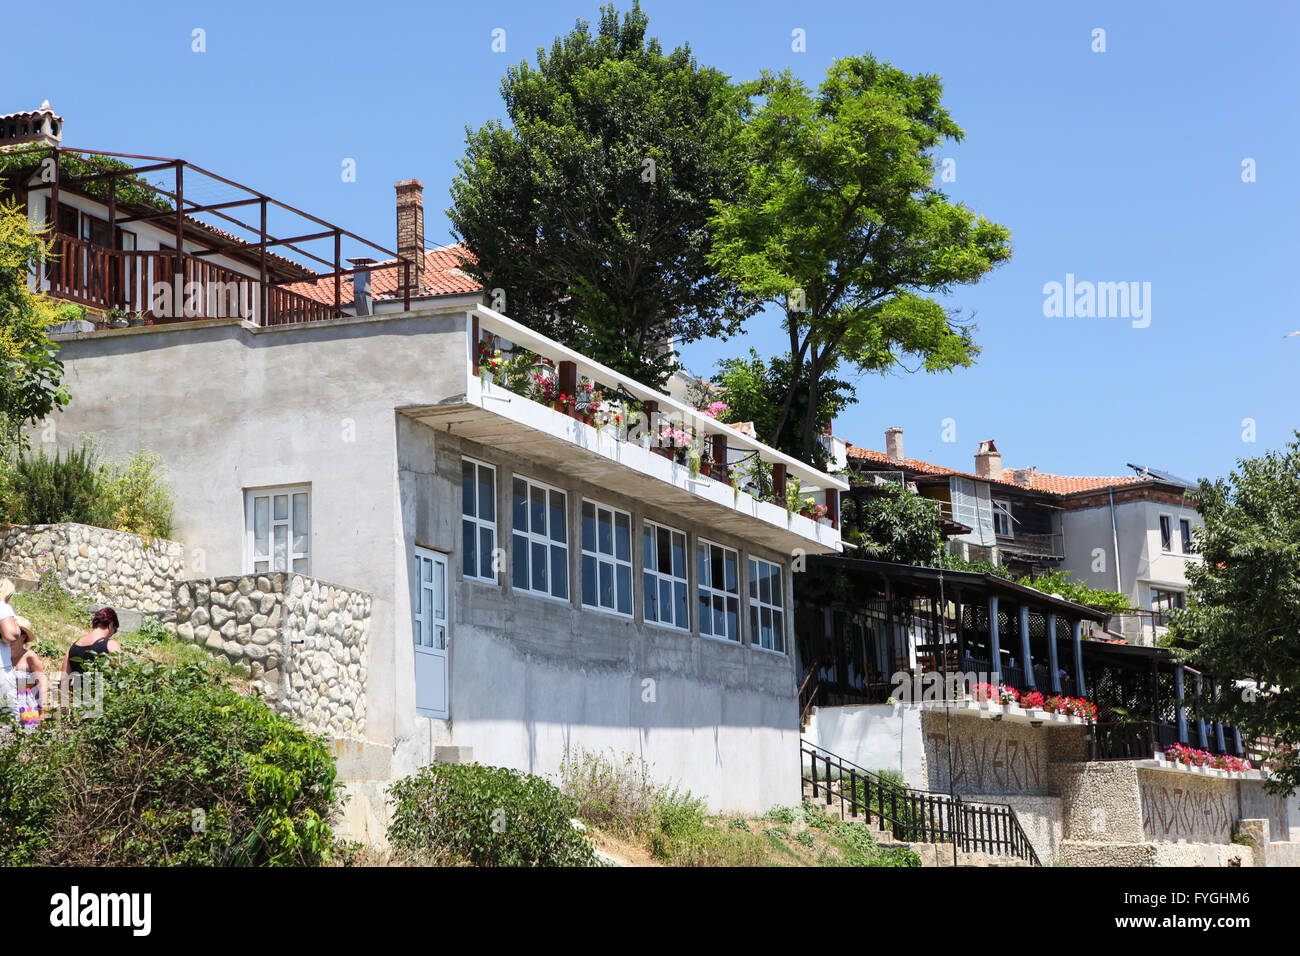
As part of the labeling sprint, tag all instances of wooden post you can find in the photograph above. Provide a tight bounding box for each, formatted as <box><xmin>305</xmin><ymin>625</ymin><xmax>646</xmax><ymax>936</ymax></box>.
<box><xmin>709</xmin><ymin>433</ymin><xmax>728</xmax><ymax>478</ymax></box>
<box><xmin>557</xmin><ymin>360</ymin><xmax>578</xmax><ymax>416</ymax></box>
<box><xmin>772</xmin><ymin>462</ymin><xmax>787</xmax><ymax>501</ymax></box>
<box><xmin>471</xmin><ymin>315</ymin><xmax>480</xmax><ymax>375</ymax></box>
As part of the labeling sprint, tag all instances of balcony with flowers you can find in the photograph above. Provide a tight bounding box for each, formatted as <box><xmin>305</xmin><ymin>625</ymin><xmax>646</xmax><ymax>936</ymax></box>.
<box><xmin>406</xmin><ymin>305</ymin><xmax>847</xmax><ymax>555</ymax></box>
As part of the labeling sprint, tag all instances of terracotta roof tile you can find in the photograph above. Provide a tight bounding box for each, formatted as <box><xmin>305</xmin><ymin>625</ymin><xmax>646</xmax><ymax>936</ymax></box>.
<box><xmin>846</xmin><ymin>444</ymin><xmax>1142</xmax><ymax>497</ymax></box>
<box><xmin>288</xmin><ymin>243</ymin><xmax>481</xmax><ymax>305</ymax></box>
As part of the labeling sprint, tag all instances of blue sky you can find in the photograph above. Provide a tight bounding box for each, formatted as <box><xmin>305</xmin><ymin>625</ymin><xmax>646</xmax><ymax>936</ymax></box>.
<box><xmin>7</xmin><ymin>0</ymin><xmax>1297</xmax><ymax>482</ymax></box>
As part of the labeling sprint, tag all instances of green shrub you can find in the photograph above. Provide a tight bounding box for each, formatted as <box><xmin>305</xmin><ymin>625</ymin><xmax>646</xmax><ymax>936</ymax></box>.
<box><xmin>387</xmin><ymin>762</ymin><xmax>599</xmax><ymax>867</ymax></box>
<box><xmin>4</xmin><ymin>444</ymin><xmax>98</xmax><ymax>525</ymax></box>
<box><xmin>94</xmin><ymin>448</ymin><xmax>173</xmax><ymax>538</ymax></box>
<box><xmin>0</xmin><ymin>657</ymin><xmax>338</xmax><ymax>866</ymax></box>
<box><xmin>558</xmin><ymin>747</ymin><xmax>666</xmax><ymax>836</ymax></box>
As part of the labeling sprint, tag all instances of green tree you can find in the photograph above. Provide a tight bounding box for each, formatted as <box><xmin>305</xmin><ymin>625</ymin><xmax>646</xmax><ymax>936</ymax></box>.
<box><xmin>1167</xmin><ymin>433</ymin><xmax>1300</xmax><ymax>793</ymax></box>
<box><xmin>0</xmin><ymin>202</ymin><xmax>71</xmax><ymax>447</ymax></box>
<box><xmin>448</xmin><ymin>3</ymin><xmax>757</xmax><ymax>386</ymax></box>
<box><xmin>708</xmin><ymin>56</ymin><xmax>1012</xmax><ymax>464</ymax></box>
<box><xmin>711</xmin><ymin>348</ymin><xmax>854</xmax><ymax>468</ymax></box>
<box><xmin>841</xmin><ymin>483</ymin><xmax>944</xmax><ymax>566</ymax></box>
<box><xmin>1015</xmin><ymin>569</ymin><xmax>1130</xmax><ymax>613</ymax></box>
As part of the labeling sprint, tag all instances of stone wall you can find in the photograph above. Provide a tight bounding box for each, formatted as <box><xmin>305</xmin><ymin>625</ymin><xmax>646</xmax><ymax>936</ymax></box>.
<box><xmin>0</xmin><ymin>522</ymin><xmax>185</xmax><ymax>613</ymax></box>
<box><xmin>921</xmin><ymin>710</ymin><xmax>1088</xmax><ymax>797</ymax></box>
<box><xmin>172</xmin><ymin>573</ymin><xmax>370</xmax><ymax>737</ymax></box>
<box><xmin>1137</xmin><ymin>768</ymin><xmax>1234</xmax><ymax>843</ymax></box>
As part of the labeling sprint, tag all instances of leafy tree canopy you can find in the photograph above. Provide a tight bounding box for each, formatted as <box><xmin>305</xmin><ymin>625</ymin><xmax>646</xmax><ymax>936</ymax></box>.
<box><xmin>1014</xmin><ymin>569</ymin><xmax>1131</xmax><ymax>613</ymax></box>
<box><xmin>0</xmin><ymin>202</ymin><xmax>71</xmax><ymax>446</ymax></box>
<box><xmin>1167</xmin><ymin>433</ymin><xmax>1300</xmax><ymax>793</ymax></box>
<box><xmin>709</xmin><ymin>348</ymin><xmax>854</xmax><ymax>469</ymax></box>
<box><xmin>449</xmin><ymin>2</ymin><xmax>757</xmax><ymax>386</ymax></box>
<box><xmin>841</xmin><ymin>482</ymin><xmax>944</xmax><ymax>566</ymax></box>
<box><xmin>708</xmin><ymin>55</ymin><xmax>1012</xmax><ymax>463</ymax></box>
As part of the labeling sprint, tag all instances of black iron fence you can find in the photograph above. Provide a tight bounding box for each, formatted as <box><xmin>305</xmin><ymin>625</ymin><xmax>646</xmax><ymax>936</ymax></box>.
<box><xmin>800</xmin><ymin>740</ymin><xmax>1040</xmax><ymax>865</ymax></box>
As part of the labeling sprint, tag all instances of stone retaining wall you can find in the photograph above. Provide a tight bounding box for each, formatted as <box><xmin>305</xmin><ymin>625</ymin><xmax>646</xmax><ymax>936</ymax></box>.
<box><xmin>0</xmin><ymin>522</ymin><xmax>185</xmax><ymax>612</ymax></box>
<box><xmin>172</xmin><ymin>573</ymin><xmax>370</xmax><ymax>737</ymax></box>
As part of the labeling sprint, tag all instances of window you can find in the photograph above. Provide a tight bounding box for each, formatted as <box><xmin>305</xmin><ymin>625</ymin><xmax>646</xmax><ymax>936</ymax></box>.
<box><xmin>748</xmin><ymin>557</ymin><xmax>786</xmax><ymax>653</ymax></box>
<box><xmin>1159</xmin><ymin>514</ymin><xmax>1173</xmax><ymax>552</ymax></box>
<box><xmin>581</xmin><ymin>500</ymin><xmax>632</xmax><ymax>615</ymax></box>
<box><xmin>1179</xmin><ymin>518</ymin><xmax>1193</xmax><ymax>553</ymax></box>
<box><xmin>1151</xmin><ymin>587</ymin><xmax>1185</xmax><ymax>628</ymax></box>
<box><xmin>643</xmin><ymin>521</ymin><xmax>688</xmax><ymax>629</ymax></box>
<box><xmin>461</xmin><ymin>458</ymin><xmax>497</xmax><ymax>582</ymax></box>
<box><xmin>246</xmin><ymin>486</ymin><xmax>310</xmax><ymax>573</ymax></box>
<box><xmin>512</xmin><ymin>477</ymin><xmax>568</xmax><ymax>599</ymax></box>
<box><xmin>698</xmin><ymin>540</ymin><xmax>740</xmax><ymax>642</ymax></box>
<box><xmin>992</xmin><ymin>499</ymin><xmax>1014</xmax><ymax>538</ymax></box>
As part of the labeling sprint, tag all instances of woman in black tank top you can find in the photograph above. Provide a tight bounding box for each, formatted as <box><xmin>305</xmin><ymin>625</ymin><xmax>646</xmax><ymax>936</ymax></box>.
<box><xmin>62</xmin><ymin>607</ymin><xmax>122</xmax><ymax>677</ymax></box>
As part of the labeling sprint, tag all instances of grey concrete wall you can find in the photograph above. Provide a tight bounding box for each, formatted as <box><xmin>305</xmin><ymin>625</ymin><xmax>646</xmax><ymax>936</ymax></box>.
<box><xmin>0</xmin><ymin>522</ymin><xmax>184</xmax><ymax>612</ymax></box>
<box><xmin>393</xmin><ymin>417</ymin><xmax>802</xmax><ymax>813</ymax></box>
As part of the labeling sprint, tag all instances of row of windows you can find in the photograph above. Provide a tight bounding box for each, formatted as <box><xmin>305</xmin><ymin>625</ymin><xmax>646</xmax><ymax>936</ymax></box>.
<box><xmin>459</xmin><ymin>458</ymin><xmax>786</xmax><ymax>652</ymax></box>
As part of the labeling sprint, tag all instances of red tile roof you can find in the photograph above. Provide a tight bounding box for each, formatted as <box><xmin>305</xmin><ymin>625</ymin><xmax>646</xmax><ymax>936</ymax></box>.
<box><xmin>288</xmin><ymin>244</ymin><xmax>481</xmax><ymax>305</ymax></box>
<box><xmin>845</xmin><ymin>444</ymin><xmax>1141</xmax><ymax>497</ymax></box>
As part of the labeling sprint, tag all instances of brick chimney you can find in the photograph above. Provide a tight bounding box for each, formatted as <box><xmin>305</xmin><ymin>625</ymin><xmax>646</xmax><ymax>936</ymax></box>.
<box><xmin>395</xmin><ymin>179</ymin><xmax>424</xmax><ymax>295</ymax></box>
<box><xmin>885</xmin><ymin>426</ymin><xmax>904</xmax><ymax>461</ymax></box>
<box><xmin>974</xmin><ymin>439</ymin><xmax>1002</xmax><ymax>479</ymax></box>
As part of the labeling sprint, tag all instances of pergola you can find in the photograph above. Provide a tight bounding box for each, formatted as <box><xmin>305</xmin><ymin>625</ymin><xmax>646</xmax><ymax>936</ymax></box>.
<box><xmin>4</xmin><ymin>145</ymin><xmax>414</xmax><ymax>322</ymax></box>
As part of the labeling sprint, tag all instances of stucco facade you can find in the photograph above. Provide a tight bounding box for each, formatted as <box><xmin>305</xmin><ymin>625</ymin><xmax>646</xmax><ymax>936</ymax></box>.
<box><xmin>41</xmin><ymin>304</ymin><xmax>837</xmax><ymax>825</ymax></box>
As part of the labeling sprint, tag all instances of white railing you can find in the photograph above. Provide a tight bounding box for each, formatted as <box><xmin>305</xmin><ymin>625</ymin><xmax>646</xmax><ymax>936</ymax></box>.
<box><xmin>468</xmin><ymin>304</ymin><xmax>849</xmax><ymax>509</ymax></box>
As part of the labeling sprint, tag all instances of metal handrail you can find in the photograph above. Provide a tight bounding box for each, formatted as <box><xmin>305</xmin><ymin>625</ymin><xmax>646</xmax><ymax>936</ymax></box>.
<box><xmin>800</xmin><ymin>740</ymin><xmax>1041</xmax><ymax>865</ymax></box>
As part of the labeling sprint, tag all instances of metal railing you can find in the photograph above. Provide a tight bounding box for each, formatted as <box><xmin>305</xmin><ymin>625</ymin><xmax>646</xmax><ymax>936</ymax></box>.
<box><xmin>800</xmin><ymin>740</ymin><xmax>1040</xmax><ymax>865</ymax></box>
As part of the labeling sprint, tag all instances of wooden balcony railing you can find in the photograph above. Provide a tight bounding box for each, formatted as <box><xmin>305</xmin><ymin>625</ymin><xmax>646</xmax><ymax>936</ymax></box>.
<box><xmin>43</xmin><ymin>233</ymin><xmax>337</xmax><ymax>327</ymax></box>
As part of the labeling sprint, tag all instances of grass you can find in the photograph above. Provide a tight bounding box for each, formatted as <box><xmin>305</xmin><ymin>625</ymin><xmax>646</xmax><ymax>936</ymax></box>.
<box><xmin>12</xmin><ymin>573</ymin><xmax>248</xmax><ymax>683</ymax></box>
<box><xmin>558</xmin><ymin>748</ymin><xmax>921</xmax><ymax>867</ymax></box>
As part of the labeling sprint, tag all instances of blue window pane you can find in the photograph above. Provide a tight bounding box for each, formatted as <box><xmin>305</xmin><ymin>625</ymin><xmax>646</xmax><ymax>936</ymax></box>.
<box><xmin>724</xmin><ymin>552</ymin><xmax>738</xmax><ymax>593</ymax></box>
<box><xmin>698</xmin><ymin>545</ymin><xmax>709</xmax><ymax>587</ymax></box>
<box><xmin>530</xmin><ymin>485</ymin><xmax>546</xmax><ymax>536</ymax></box>
<box><xmin>551</xmin><ymin>545</ymin><xmax>568</xmax><ymax>598</ymax></box>
<box><xmin>478</xmin><ymin>468</ymin><xmax>495</xmax><ymax>521</ymax></box>
<box><xmin>597</xmin><ymin>510</ymin><xmax>613</xmax><ymax>556</ymax></box>
<box><xmin>513</xmin><ymin>533</ymin><xmax>528</xmax><ymax>589</ymax></box>
<box><xmin>699</xmin><ymin>593</ymin><xmax>711</xmax><ymax>634</ymax></box>
<box><xmin>671</xmin><ymin>533</ymin><xmax>685</xmax><ymax>579</ymax></box>
<box><xmin>643</xmin><ymin>525</ymin><xmax>654</xmax><ymax>568</ymax></box>
<box><xmin>771</xmin><ymin>567</ymin><xmax>783</xmax><ymax>608</ymax></box>
<box><xmin>550</xmin><ymin>490</ymin><xmax>566</xmax><ymax>542</ymax></box>
<box><xmin>532</xmin><ymin>541</ymin><xmax>548</xmax><ymax>593</ymax></box>
<box><xmin>659</xmin><ymin>579</ymin><xmax>672</xmax><ymax>620</ymax></box>
<box><xmin>644</xmin><ymin>571</ymin><xmax>656</xmax><ymax>620</ymax></box>
<box><xmin>674</xmin><ymin>581</ymin><xmax>687</xmax><ymax>628</ymax></box>
<box><xmin>713</xmin><ymin>594</ymin><xmax>725</xmax><ymax>638</ymax></box>
<box><xmin>513</xmin><ymin>479</ymin><xmax>528</xmax><ymax>531</ymax></box>
<box><xmin>462</xmin><ymin>460</ymin><xmax>476</xmax><ymax>517</ymax></box>
<box><xmin>726</xmin><ymin>597</ymin><xmax>740</xmax><ymax>641</ymax></box>
<box><xmin>748</xmin><ymin>559</ymin><xmax>758</xmax><ymax>599</ymax></box>
<box><xmin>582</xmin><ymin>554</ymin><xmax>597</xmax><ymax>606</ymax></box>
<box><xmin>773</xmin><ymin>611</ymin><xmax>785</xmax><ymax>652</ymax></box>
<box><xmin>582</xmin><ymin>501</ymin><xmax>596</xmax><ymax>552</ymax></box>
<box><xmin>616</xmin><ymin>565</ymin><xmax>631</xmax><ymax>615</ymax></box>
<box><xmin>479</xmin><ymin>527</ymin><xmax>494</xmax><ymax>579</ymax></box>
<box><xmin>615</xmin><ymin>513</ymin><xmax>631</xmax><ymax>562</ymax></box>
<box><xmin>462</xmin><ymin>519</ymin><xmax>476</xmax><ymax>578</ymax></box>
<box><xmin>599</xmin><ymin>560</ymin><xmax>614</xmax><ymax>609</ymax></box>
<box><xmin>657</xmin><ymin>527</ymin><xmax>672</xmax><ymax>575</ymax></box>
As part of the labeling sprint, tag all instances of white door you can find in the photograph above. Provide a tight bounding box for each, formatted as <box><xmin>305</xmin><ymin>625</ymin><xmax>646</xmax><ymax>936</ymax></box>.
<box><xmin>412</xmin><ymin>547</ymin><xmax>449</xmax><ymax>719</ymax></box>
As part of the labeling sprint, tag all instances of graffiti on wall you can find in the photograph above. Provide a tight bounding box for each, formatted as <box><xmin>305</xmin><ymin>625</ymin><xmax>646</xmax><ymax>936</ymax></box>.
<box><xmin>926</xmin><ymin>731</ymin><xmax>1046</xmax><ymax>794</ymax></box>
<box><xmin>1140</xmin><ymin>784</ymin><xmax>1231</xmax><ymax>842</ymax></box>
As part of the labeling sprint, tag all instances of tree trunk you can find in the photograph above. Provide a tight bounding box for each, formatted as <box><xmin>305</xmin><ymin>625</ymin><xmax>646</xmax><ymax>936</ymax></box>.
<box><xmin>799</xmin><ymin>348</ymin><xmax>823</xmax><ymax>465</ymax></box>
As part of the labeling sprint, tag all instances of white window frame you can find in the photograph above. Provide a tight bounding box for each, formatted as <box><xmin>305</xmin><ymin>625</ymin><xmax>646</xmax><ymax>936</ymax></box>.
<box><xmin>643</xmin><ymin>520</ymin><xmax>689</xmax><ymax>631</ymax></box>
<box><xmin>1158</xmin><ymin>513</ymin><xmax>1174</xmax><ymax>553</ymax></box>
<box><xmin>992</xmin><ymin>499</ymin><xmax>1014</xmax><ymax>538</ymax></box>
<box><xmin>1150</xmin><ymin>586</ymin><xmax>1185</xmax><ymax>628</ymax></box>
<box><xmin>511</xmin><ymin>475</ymin><xmax>569</xmax><ymax>601</ymax></box>
<box><xmin>461</xmin><ymin>457</ymin><xmax>498</xmax><ymax>584</ymax></box>
<box><xmin>698</xmin><ymin>538</ymin><xmax>741</xmax><ymax>643</ymax></box>
<box><xmin>748</xmin><ymin>557</ymin><xmax>787</xmax><ymax>654</ymax></box>
<box><xmin>1178</xmin><ymin>517</ymin><xmax>1193</xmax><ymax>554</ymax></box>
<box><xmin>245</xmin><ymin>485</ymin><xmax>310</xmax><ymax>574</ymax></box>
<box><xmin>580</xmin><ymin>498</ymin><xmax>634</xmax><ymax>616</ymax></box>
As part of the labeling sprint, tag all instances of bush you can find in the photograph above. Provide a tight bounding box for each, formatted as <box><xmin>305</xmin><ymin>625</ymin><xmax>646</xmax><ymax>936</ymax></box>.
<box><xmin>558</xmin><ymin>747</ymin><xmax>667</xmax><ymax>835</ymax></box>
<box><xmin>0</xmin><ymin>443</ymin><xmax>174</xmax><ymax>537</ymax></box>
<box><xmin>0</xmin><ymin>657</ymin><xmax>338</xmax><ymax>866</ymax></box>
<box><xmin>387</xmin><ymin>762</ymin><xmax>599</xmax><ymax>867</ymax></box>
<box><xmin>3</xmin><ymin>444</ymin><xmax>98</xmax><ymax>525</ymax></box>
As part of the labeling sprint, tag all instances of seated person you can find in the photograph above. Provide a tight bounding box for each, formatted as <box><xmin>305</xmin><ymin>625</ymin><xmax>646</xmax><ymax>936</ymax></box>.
<box><xmin>63</xmin><ymin>607</ymin><xmax>122</xmax><ymax>679</ymax></box>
